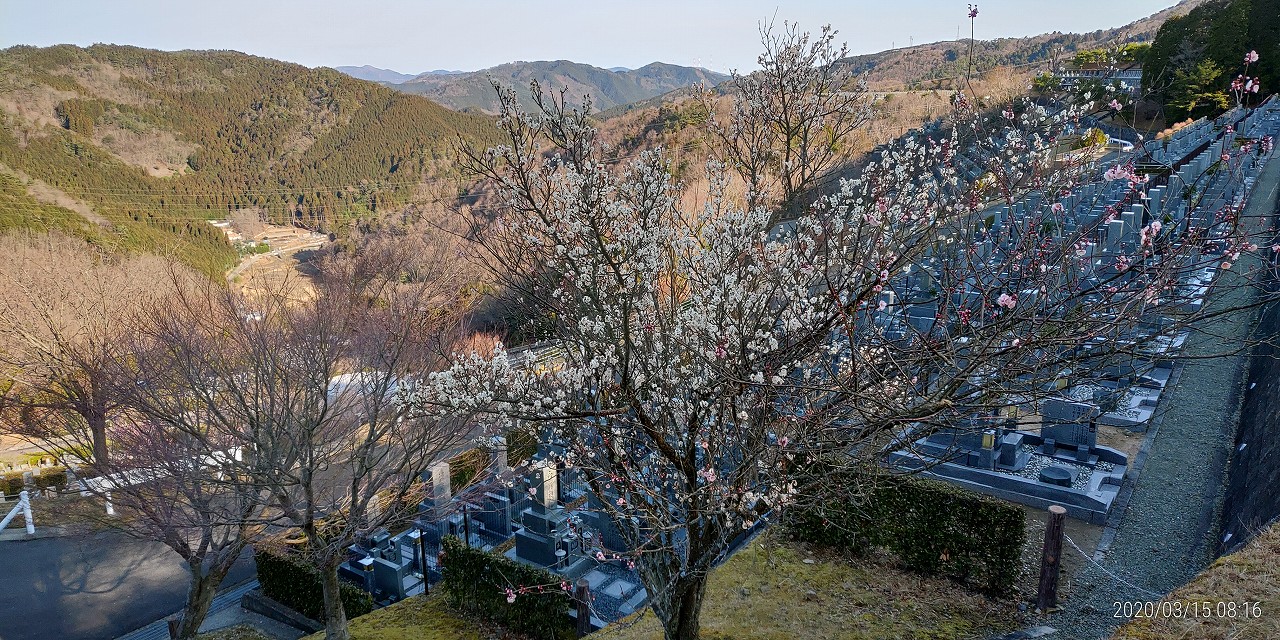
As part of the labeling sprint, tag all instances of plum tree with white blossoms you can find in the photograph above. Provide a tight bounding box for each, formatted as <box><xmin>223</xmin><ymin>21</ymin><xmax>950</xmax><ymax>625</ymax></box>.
<box><xmin>408</xmin><ymin>25</ymin><xmax>1277</xmax><ymax>640</ymax></box>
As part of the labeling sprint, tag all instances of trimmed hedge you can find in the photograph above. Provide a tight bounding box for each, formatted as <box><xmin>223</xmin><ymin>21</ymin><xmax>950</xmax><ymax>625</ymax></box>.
<box><xmin>440</xmin><ymin>535</ymin><xmax>574</xmax><ymax>639</ymax></box>
<box><xmin>2</xmin><ymin>473</ymin><xmax>24</xmax><ymax>497</ymax></box>
<box><xmin>790</xmin><ymin>472</ymin><xmax>1026</xmax><ymax>595</ymax></box>
<box><xmin>254</xmin><ymin>548</ymin><xmax>374</xmax><ymax>622</ymax></box>
<box><xmin>1</xmin><ymin>468</ymin><xmax>68</xmax><ymax>495</ymax></box>
<box><xmin>34</xmin><ymin>467</ymin><xmax>68</xmax><ymax>491</ymax></box>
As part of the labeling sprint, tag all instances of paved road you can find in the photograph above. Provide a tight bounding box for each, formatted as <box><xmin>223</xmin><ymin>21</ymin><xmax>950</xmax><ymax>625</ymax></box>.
<box><xmin>0</xmin><ymin>531</ymin><xmax>254</xmax><ymax>640</ymax></box>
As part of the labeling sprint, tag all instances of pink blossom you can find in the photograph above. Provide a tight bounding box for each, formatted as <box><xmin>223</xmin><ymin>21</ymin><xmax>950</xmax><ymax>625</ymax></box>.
<box><xmin>595</xmin><ymin>551</ymin><xmax>606</xmax><ymax>561</ymax></box>
<box><xmin>1222</xmin><ymin>261</ymin><xmax>1233</xmax><ymax>270</ymax></box>
<box><xmin>877</xmin><ymin>300</ymin><xmax>887</xmax><ymax>312</ymax></box>
<box><xmin>997</xmin><ymin>293</ymin><xmax>1016</xmax><ymax>309</ymax></box>
<box><xmin>1246</xmin><ymin>50</ymin><xmax>1260</xmax><ymax>64</ymax></box>
<box><xmin>1109</xmin><ymin>99</ymin><xmax>1122</xmax><ymax>111</ymax></box>
<box><xmin>505</xmin><ymin>588</ymin><xmax>517</xmax><ymax>604</ymax></box>
<box><xmin>1104</xmin><ymin>165</ymin><xmax>1135</xmax><ymax>182</ymax></box>
<box><xmin>1051</xmin><ymin>202</ymin><xmax>1064</xmax><ymax>213</ymax></box>
<box><xmin>1150</xmin><ymin>221</ymin><xmax>1162</xmax><ymax>233</ymax></box>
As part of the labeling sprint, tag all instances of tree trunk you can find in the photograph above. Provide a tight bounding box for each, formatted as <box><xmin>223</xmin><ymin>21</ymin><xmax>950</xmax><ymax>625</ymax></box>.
<box><xmin>659</xmin><ymin>573</ymin><xmax>710</xmax><ymax>640</ymax></box>
<box><xmin>172</xmin><ymin>560</ymin><xmax>232</xmax><ymax>640</ymax></box>
<box><xmin>320</xmin><ymin>561</ymin><xmax>351</xmax><ymax>640</ymax></box>
<box><xmin>88</xmin><ymin>409</ymin><xmax>109</xmax><ymax>465</ymax></box>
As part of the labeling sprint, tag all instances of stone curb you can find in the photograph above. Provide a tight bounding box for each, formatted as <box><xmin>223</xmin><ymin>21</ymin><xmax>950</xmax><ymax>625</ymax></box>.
<box><xmin>0</xmin><ymin>525</ymin><xmax>67</xmax><ymax>542</ymax></box>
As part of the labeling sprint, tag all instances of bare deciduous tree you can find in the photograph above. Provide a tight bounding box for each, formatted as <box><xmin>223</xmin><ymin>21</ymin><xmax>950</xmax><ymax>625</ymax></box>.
<box><xmin>74</xmin><ymin>399</ymin><xmax>267</xmax><ymax>640</ymax></box>
<box><xmin>702</xmin><ymin>23</ymin><xmax>871</xmax><ymax>222</ymax></box>
<box><xmin>229</xmin><ymin>208</ymin><xmax>266</xmax><ymax>241</ymax></box>
<box><xmin>140</xmin><ymin>227</ymin><xmax>476</xmax><ymax>640</ymax></box>
<box><xmin>0</xmin><ymin>232</ymin><xmax>181</xmax><ymax>465</ymax></box>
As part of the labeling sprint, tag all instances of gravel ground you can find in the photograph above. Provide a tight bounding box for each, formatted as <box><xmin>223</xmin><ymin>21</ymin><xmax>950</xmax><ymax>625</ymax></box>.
<box><xmin>1048</xmin><ymin>150</ymin><xmax>1280</xmax><ymax>639</ymax></box>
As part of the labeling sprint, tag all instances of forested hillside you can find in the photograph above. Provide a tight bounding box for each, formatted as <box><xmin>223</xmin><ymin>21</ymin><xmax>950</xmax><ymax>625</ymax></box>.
<box><xmin>1144</xmin><ymin>0</ymin><xmax>1278</xmax><ymax>119</ymax></box>
<box><xmin>837</xmin><ymin>0</ymin><xmax>1208</xmax><ymax>90</ymax></box>
<box><xmin>0</xmin><ymin>44</ymin><xmax>500</xmax><ymax>275</ymax></box>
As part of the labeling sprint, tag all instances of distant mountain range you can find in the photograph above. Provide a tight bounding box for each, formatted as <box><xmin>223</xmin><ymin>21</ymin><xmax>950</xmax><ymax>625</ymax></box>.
<box><xmin>333</xmin><ymin>65</ymin><xmax>419</xmax><ymax>84</ymax></box>
<box><xmin>333</xmin><ymin>65</ymin><xmax>469</xmax><ymax>83</ymax></box>
<box><xmin>380</xmin><ymin>60</ymin><xmax>729</xmax><ymax>114</ymax></box>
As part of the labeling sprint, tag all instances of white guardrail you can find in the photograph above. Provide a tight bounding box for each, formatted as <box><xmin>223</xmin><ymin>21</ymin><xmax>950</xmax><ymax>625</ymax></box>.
<box><xmin>0</xmin><ymin>490</ymin><xmax>35</xmax><ymax>535</ymax></box>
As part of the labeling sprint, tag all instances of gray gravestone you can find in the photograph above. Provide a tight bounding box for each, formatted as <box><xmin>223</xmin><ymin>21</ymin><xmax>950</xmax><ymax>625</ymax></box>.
<box><xmin>477</xmin><ymin>492</ymin><xmax>512</xmax><ymax>537</ymax></box>
<box><xmin>1041</xmin><ymin>398</ymin><xmax>1100</xmax><ymax>450</ymax></box>
<box><xmin>429</xmin><ymin>462</ymin><xmax>451</xmax><ymax>509</ymax></box>
<box><xmin>514</xmin><ymin>528</ymin><xmax>559</xmax><ymax>566</ymax></box>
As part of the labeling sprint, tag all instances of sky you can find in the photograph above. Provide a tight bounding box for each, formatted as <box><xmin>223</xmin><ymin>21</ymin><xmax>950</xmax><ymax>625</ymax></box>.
<box><xmin>2</xmin><ymin>0</ymin><xmax>1183</xmax><ymax>75</ymax></box>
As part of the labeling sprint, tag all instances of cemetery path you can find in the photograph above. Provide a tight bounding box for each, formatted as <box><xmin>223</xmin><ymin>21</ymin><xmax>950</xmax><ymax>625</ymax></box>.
<box><xmin>0</xmin><ymin>531</ymin><xmax>254</xmax><ymax>640</ymax></box>
<box><xmin>1048</xmin><ymin>139</ymin><xmax>1280</xmax><ymax>639</ymax></box>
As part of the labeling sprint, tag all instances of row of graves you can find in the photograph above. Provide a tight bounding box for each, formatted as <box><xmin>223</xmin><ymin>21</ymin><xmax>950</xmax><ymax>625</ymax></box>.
<box><xmin>335</xmin><ymin>101</ymin><xmax>1280</xmax><ymax>609</ymax></box>
<box><xmin>337</xmin><ymin>438</ymin><xmax>646</xmax><ymax>629</ymax></box>
<box><xmin>889</xmin><ymin>99</ymin><xmax>1280</xmax><ymax>523</ymax></box>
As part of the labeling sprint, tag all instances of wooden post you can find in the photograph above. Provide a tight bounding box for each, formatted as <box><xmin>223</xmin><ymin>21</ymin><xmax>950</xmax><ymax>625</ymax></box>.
<box><xmin>1037</xmin><ymin>505</ymin><xmax>1067</xmax><ymax>612</ymax></box>
<box><xmin>574</xmin><ymin>578</ymin><xmax>591</xmax><ymax>638</ymax></box>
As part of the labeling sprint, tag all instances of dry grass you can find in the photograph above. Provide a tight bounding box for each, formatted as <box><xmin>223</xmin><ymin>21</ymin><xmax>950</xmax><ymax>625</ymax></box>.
<box><xmin>298</xmin><ymin>593</ymin><xmax>538</xmax><ymax>640</ymax></box>
<box><xmin>198</xmin><ymin>624</ymin><xmax>274</xmax><ymax>640</ymax></box>
<box><xmin>597</xmin><ymin>533</ymin><xmax>1020</xmax><ymax>640</ymax></box>
<box><xmin>1112</xmin><ymin>524</ymin><xmax>1280</xmax><ymax>640</ymax></box>
<box><xmin>1096</xmin><ymin>426</ymin><xmax>1145</xmax><ymax>459</ymax></box>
